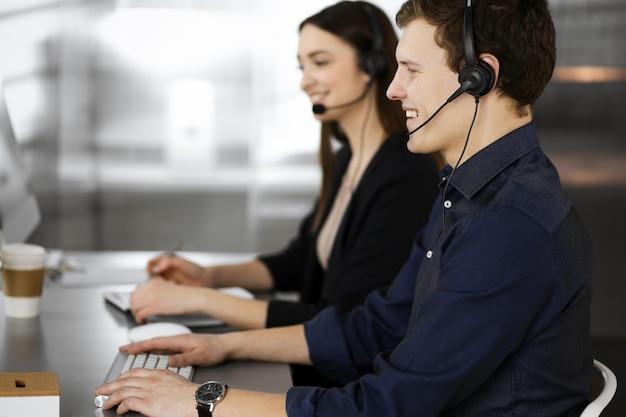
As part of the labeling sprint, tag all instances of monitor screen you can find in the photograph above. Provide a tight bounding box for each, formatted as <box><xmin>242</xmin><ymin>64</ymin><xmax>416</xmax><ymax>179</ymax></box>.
<box><xmin>0</xmin><ymin>80</ymin><xmax>41</xmax><ymax>244</ymax></box>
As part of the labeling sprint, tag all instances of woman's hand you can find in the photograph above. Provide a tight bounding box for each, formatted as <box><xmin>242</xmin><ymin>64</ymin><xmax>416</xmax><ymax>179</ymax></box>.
<box><xmin>130</xmin><ymin>278</ymin><xmax>204</xmax><ymax>324</ymax></box>
<box><xmin>146</xmin><ymin>255</ymin><xmax>213</xmax><ymax>286</ymax></box>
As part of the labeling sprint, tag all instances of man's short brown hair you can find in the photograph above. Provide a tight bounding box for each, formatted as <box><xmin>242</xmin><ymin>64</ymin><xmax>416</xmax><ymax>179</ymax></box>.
<box><xmin>396</xmin><ymin>0</ymin><xmax>556</xmax><ymax>110</ymax></box>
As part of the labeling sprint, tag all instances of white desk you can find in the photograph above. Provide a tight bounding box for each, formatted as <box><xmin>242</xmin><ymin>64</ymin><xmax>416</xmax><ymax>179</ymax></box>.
<box><xmin>0</xmin><ymin>251</ymin><xmax>291</xmax><ymax>417</ymax></box>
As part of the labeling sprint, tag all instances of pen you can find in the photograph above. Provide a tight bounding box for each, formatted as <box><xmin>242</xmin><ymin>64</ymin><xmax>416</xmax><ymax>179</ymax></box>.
<box><xmin>149</xmin><ymin>240</ymin><xmax>183</xmax><ymax>278</ymax></box>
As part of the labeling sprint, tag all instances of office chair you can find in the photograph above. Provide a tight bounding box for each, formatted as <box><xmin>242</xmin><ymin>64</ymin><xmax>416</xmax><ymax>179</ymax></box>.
<box><xmin>580</xmin><ymin>359</ymin><xmax>618</xmax><ymax>417</ymax></box>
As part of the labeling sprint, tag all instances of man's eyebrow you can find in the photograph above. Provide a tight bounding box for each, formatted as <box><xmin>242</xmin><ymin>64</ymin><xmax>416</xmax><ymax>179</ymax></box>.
<box><xmin>398</xmin><ymin>58</ymin><xmax>420</xmax><ymax>67</ymax></box>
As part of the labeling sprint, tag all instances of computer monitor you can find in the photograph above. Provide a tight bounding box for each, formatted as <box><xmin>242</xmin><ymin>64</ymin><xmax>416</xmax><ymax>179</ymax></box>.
<box><xmin>0</xmin><ymin>79</ymin><xmax>41</xmax><ymax>245</ymax></box>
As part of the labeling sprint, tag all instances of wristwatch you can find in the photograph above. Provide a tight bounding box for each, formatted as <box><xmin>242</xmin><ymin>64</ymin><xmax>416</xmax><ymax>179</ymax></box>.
<box><xmin>195</xmin><ymin>381</ymin><xmax>228</xmax><ymax>417</ymax></box>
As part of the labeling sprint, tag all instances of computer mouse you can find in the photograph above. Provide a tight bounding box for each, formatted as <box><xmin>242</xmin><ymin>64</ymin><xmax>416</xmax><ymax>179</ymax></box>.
<box><xmin>127</xmin><ymin>322</ymin><xmax>192</xmax><ymax>343</ymax></box>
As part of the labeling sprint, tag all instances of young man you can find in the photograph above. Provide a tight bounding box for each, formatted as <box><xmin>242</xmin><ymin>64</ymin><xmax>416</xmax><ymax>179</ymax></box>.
<box><xmin>96</xmin><ymin>1</ymin><xmax>593</xmax><ymax>416</ymax></box>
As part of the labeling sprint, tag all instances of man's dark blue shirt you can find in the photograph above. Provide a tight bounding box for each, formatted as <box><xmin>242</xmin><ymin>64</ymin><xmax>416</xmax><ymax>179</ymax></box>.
<box><xmin>286</xmin><ymin>123</ymin><xmax>593</xmax><ymax>417</ymax></box>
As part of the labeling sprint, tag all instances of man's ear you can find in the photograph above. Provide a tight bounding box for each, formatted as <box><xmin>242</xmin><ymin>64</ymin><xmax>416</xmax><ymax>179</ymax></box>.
<box><xmin>478</xmin><ymin>53</ymin><xmax>499</xmax><ymax>93</ymax></box>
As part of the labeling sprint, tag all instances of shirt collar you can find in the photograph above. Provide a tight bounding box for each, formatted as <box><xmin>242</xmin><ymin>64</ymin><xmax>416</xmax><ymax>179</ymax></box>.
<box><xmin>445</xmin><ymin>122</ymin><xmax>540</xmax><ymax>200</ymax></box>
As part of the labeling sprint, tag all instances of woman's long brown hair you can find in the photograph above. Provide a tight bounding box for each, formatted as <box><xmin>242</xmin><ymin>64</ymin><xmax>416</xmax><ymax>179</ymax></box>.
<box><xmin>301</xmin><ymin>2</ymin><xmax>413</xmax><ymax>231</ymax></box>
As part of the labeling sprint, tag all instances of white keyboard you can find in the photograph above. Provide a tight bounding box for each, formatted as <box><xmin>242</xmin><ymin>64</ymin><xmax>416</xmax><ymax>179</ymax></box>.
<box><xmin>121</xmin><ymin>352</ymin><xmax>194</xmax><ymax>379</ymax></box>
<box><xmin>94</xmin><ymin>352</ymin><xmax>194</xmax><ymax>408</ymax></box>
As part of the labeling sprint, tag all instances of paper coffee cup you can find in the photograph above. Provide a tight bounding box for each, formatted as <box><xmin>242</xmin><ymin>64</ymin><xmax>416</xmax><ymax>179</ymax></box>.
<box><xmin>1</xmin><ymin>243</ymin><xmax>47</xmax><ymax>318</ymax></box>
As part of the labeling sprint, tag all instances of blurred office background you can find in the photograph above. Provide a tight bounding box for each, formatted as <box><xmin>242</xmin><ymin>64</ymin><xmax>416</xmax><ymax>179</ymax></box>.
<box><xmin>1</xmin><ymin>0</ymin><xmax>625</xmax><ymax>414</ymax></box>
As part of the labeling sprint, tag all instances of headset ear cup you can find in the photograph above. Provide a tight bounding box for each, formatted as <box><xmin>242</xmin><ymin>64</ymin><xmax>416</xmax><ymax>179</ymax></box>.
<box><xmin>458</xmin><ymin>60</ymin><xmax>495</xmax><ymax>97</ymax></box>
<box><xmin>360</xmin><ymin>50</ymin><xmax>387</xmax><ymax>80</ymax></box>
<box><xmin>476</xmin><ymin>60</ymin><xmax>495</xmax><ymax>95</ymax></box>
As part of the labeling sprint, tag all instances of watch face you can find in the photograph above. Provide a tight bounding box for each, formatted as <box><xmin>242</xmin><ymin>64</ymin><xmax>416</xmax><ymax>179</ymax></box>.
<box><xmin>196</xmin><ymin>381</ymin><xmax>226</xmax><ymax>405</ymax></box>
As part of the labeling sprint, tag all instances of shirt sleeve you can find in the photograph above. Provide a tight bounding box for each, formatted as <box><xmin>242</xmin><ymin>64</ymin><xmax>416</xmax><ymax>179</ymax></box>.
<box><xmin>286</xmin><ymin>208</ymin><xmax>566</xmax><ymax>417</ymax></box>
<box><xmin>265</xmin><ymin>299</ymin><xmax>320</xmax><ymax>327</ymax></box>
<box><xmin>258</xmin><ymin>204</ymin><xmax>317</xmax><ymax>293</ymax></box>
<box><xmin>303</xmin><ymin>239</ymin><xmax>427</xmax><ymax>384</ymax></box>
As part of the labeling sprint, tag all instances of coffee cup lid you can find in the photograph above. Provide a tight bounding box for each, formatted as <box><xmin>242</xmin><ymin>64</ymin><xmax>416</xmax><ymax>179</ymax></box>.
<box><xmin>1</xmin><ymin>243</ymin><xmax>47</xmax><ymax>269</ymax></box>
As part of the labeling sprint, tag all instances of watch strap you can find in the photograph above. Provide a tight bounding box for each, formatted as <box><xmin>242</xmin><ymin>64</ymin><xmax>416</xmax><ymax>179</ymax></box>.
<box><xmin>196</xmin><ymin>403</ymin><xmax>212</xmax><ymax>417</ymax></box>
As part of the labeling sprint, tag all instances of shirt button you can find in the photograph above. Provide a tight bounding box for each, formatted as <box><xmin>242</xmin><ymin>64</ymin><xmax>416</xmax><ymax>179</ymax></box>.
<box><xmin>426</xmin><ymin>251</ymin><xmax>433</xmax><ymax>259</ymax></box>
<box><xmin>443</xmin><ymin>200</ymin><xmax>452</xmax><ymax>209</ymax></box>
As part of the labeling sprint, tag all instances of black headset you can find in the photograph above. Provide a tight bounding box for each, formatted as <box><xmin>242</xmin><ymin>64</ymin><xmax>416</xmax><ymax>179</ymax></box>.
<box><xmin>458</xmin><ymin>0</ymin><xmax>495</xmax><ymax>98</ymax></box>
<box><xmin>359</xmin><ymin>3</ymin><xmax>388</xmax><ymax>81</ymax></box>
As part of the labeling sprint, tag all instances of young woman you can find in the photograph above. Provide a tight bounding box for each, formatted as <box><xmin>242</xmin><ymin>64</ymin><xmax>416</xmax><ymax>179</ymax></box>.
<box><xmin>129</xmin><ymin>1</ymin><xmax>440</xmax><ymax>385</ymax></box>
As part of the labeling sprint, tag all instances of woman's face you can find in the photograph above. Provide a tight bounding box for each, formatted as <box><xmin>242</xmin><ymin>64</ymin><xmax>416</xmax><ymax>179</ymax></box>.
<box><xmin>298</xmin><ymin>24</ymin><xmax>371</xmax><ymax>121</ymax></box>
